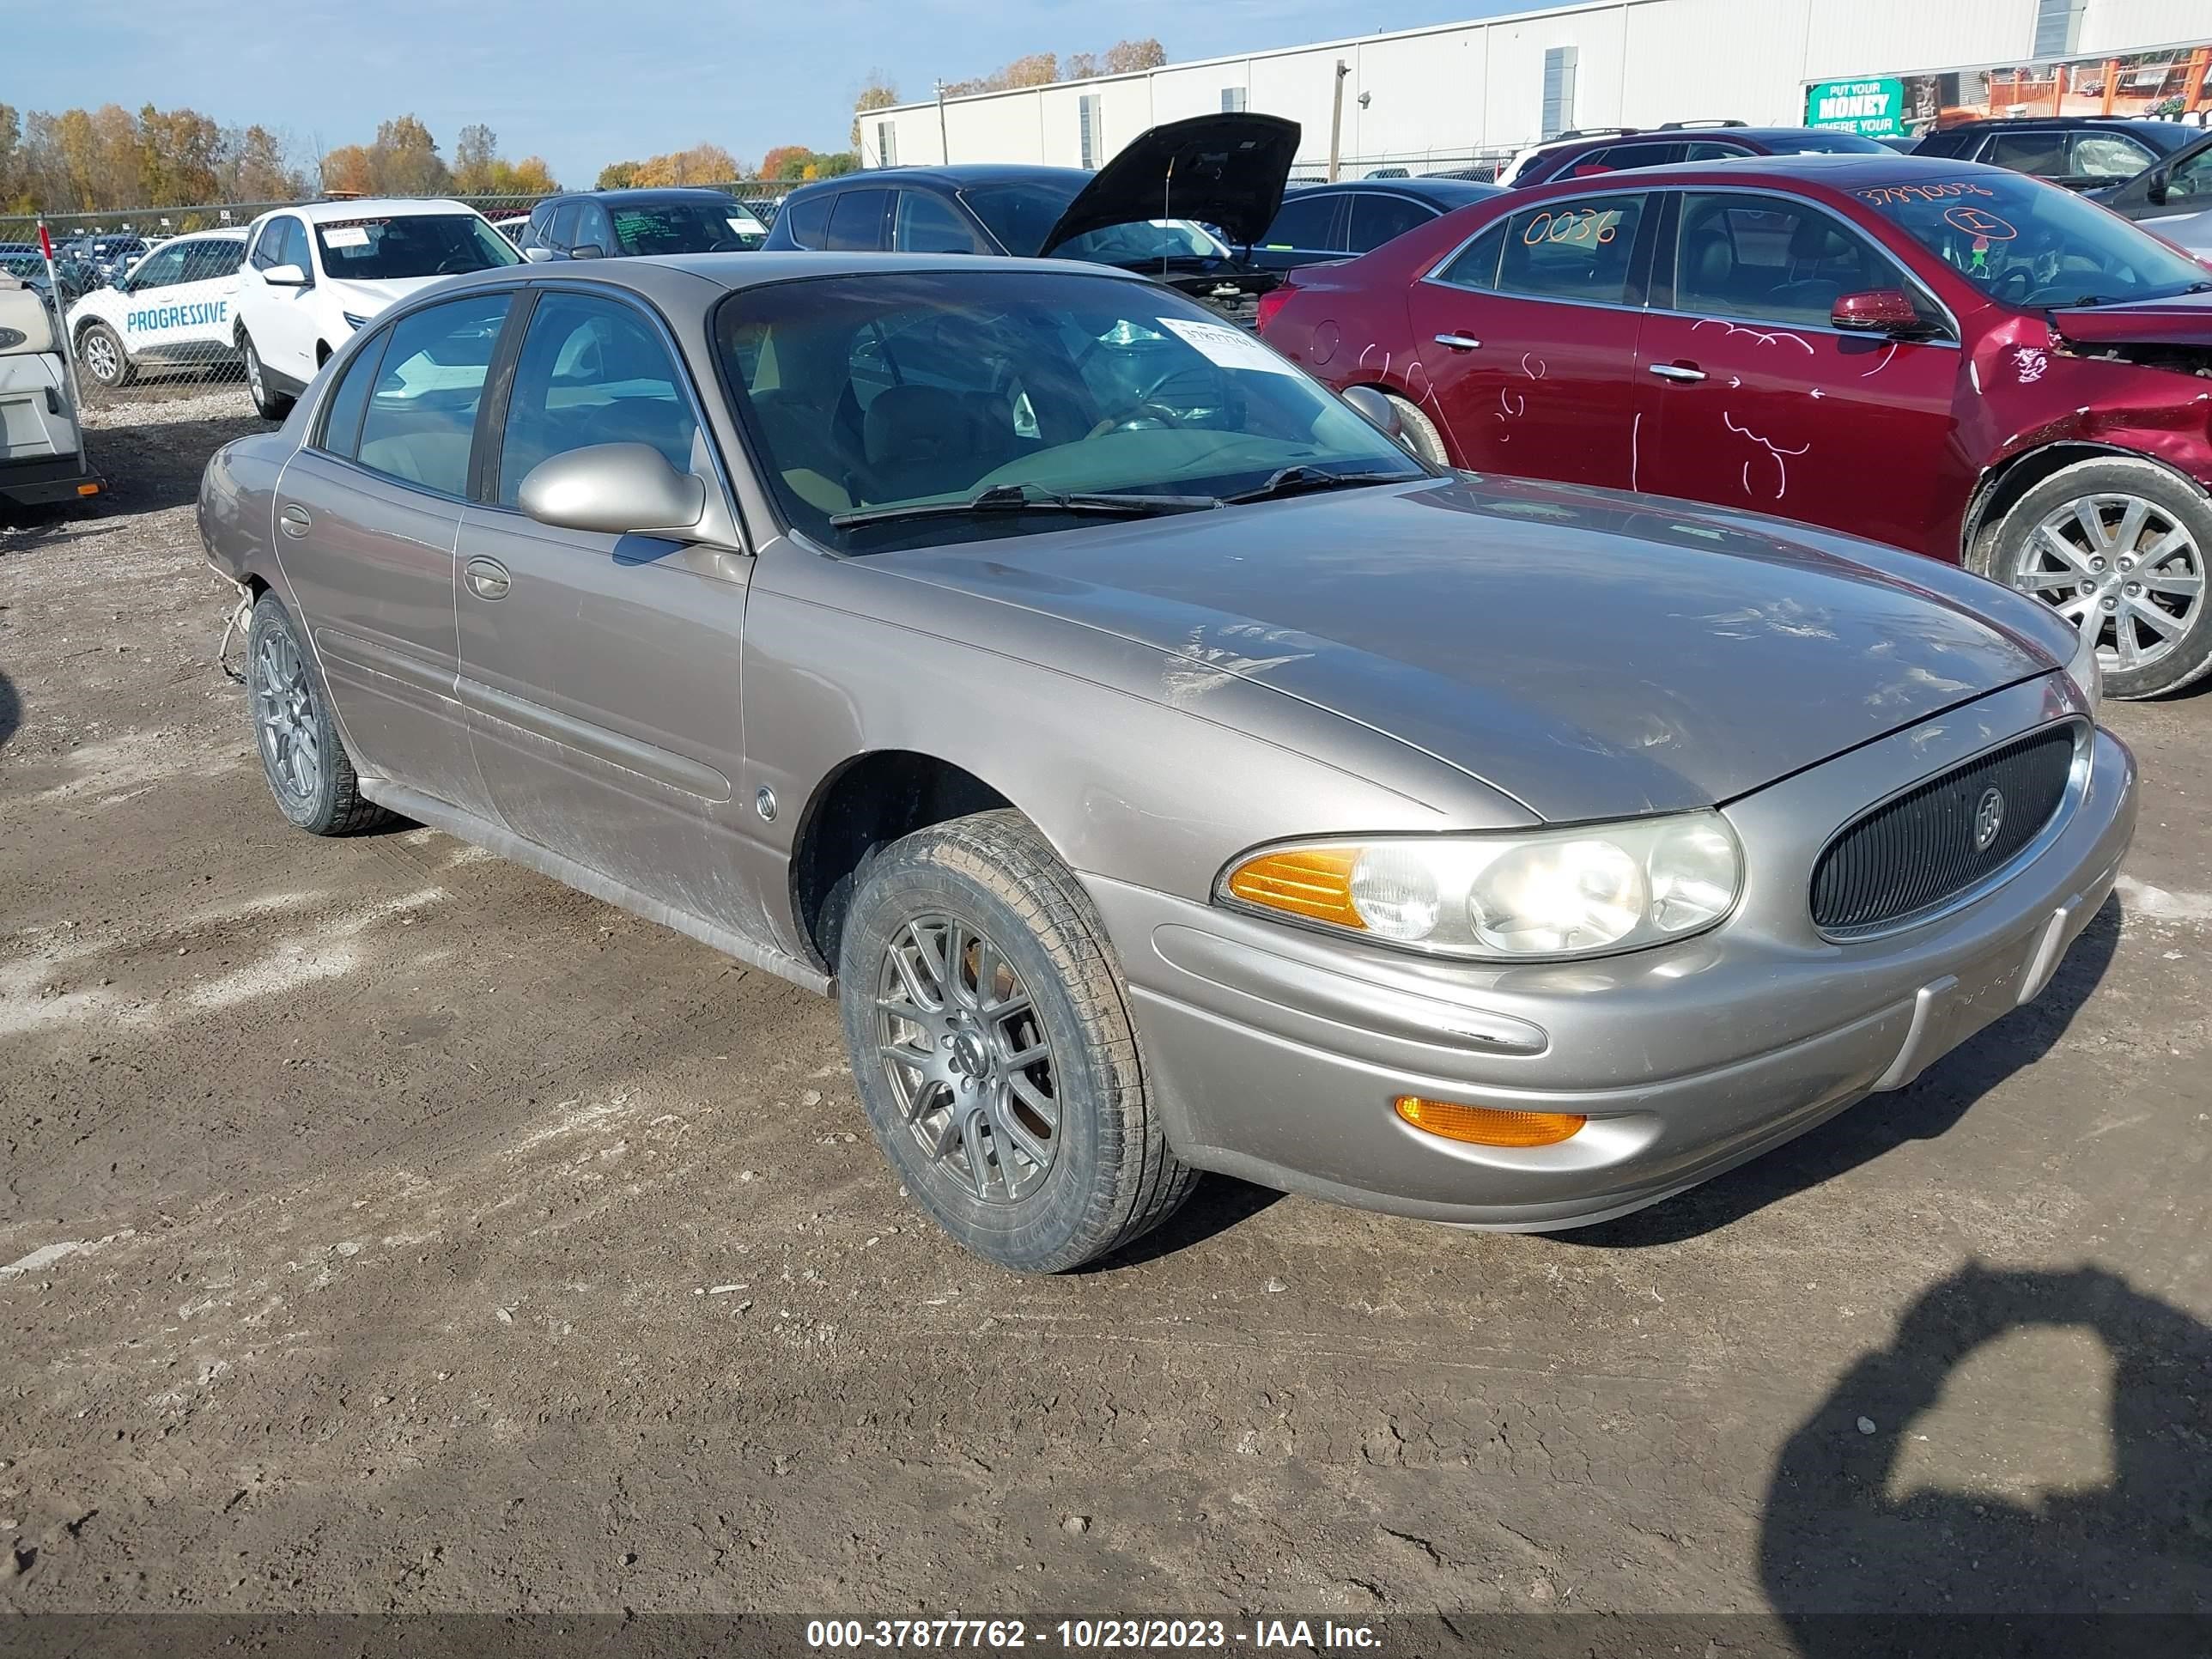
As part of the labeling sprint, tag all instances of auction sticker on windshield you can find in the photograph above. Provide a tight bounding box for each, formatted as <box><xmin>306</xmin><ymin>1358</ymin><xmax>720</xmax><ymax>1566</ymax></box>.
<box><xmin>323</xmin><ymin>226</ymin><xmax>372</xmax><ymax>249</ymax></box>
<box><xmin>1160</xmin><ymin>317</ymin><xmax>1299</xmax><ymax>375</ymax></box>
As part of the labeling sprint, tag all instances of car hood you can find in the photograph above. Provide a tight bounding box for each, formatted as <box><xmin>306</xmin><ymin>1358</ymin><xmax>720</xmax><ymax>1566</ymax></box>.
<box><xmin>2046</xmin><ymin>288</ymin><xmax>2212</xmax><ymax>347</ymax></box>
<box><xmin>319</xmin><ymin>274</ymin><xmax>446</xmax><ymax>318</ymax></box>
<box><xmin>879</xmin><ymin>478</ymin><xmax>2063</xmax><ymax>822</ymax></box>
<box><xmin>1039</xmin><ymin>113</ymin><xmax>1301</xmax><ymax>255</ymax></box>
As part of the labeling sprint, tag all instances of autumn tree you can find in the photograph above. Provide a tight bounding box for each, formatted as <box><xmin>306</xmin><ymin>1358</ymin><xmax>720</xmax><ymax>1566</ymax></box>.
<box><xmin>596</xmin><ymin>160</ymin><xmax>640</xmax><ymax>189</ymax></box>
<box><xmin>1103</xmin><ymin>38</ymin><xmax>1167</xmax><ymax>74</ymax></box>
<box><xmin>849</xmin><ymin>70</ymin><xmax>899</xmax><ymax>151</ymax></box>
<box><xmin>757</xmin><ymin>144</ymin><xmax>811</xmax><ymax>180</ymax></box>
<box><xmin>449</xmin><ymin>124</ymin><xmax>558</xmax><ymax>196</ymax></box>
<box><xmin>370</xmin><ymin>115</ymin><xmax>450</xmax><ymax>194</ymax></box>
<box><xmin>139</xmin><ymin>104</ymin><xmax>224</xmax><ymax>204</ymax></box>
<box><xmin>1066</xmin><ymin>52</ymin><xmax>1099</xmax><ymax>80</ymax></box>
<box><xmin>221</xmin><ymin>125</ymin><xmax>307</xmax><ymax>202</ymax></box>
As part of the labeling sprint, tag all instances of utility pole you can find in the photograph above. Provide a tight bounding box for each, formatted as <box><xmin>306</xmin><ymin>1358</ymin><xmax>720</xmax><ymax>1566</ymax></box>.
<box><xmin>935</xmin><ymin>80</ymin><xmax>951</xmax><ymax>166</ymax></box>
<box><xmin>1328</xmin><ymin>59</ymin><xmax>1349</xmax><ymax>181</ymax></box>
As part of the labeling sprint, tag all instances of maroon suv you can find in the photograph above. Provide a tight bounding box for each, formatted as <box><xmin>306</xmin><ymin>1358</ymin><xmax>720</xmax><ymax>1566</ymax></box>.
<box><xmin>1259</xmin><ymin>153</ymin><xmax>2212</xmax><ymax>698</ymax></box>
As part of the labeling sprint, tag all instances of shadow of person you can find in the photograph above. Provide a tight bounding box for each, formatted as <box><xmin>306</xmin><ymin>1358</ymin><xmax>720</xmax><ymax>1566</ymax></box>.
<box><xmin>1565</xmin><ymin>894</ymin><xmax>2123</xmax><ymax>1249</ymax></box>
<box><xmin>1761</xmin><ymin>1263</ymin><xmax>2212</xmax><ymax>1656</ymax></box>
<box><xmin>0</xmin><ymin>665</ymin><xmax>17</xmax><ymax>751</ymax></box>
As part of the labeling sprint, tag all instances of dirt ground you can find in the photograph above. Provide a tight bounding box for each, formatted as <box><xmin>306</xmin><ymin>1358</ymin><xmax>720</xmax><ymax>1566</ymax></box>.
<box><xmin>2</xmin><ymin>386</ymin><xmax>2208</xmax><ymax>1641</ymax></box>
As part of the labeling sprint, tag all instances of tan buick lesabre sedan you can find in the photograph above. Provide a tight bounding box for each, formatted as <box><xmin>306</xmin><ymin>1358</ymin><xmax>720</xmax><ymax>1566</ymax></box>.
<box><xmin>198</xmin><ymin>253</ymin><xmax>2133</xmax><ymax>1272</ymax></box>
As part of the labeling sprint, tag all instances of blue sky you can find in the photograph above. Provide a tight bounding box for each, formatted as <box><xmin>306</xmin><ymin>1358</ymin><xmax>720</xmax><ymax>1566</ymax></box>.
<box><xmin>10</xmin><ymin>0</ymin><xmax>1531</xmax><ymax>186</ymax></box>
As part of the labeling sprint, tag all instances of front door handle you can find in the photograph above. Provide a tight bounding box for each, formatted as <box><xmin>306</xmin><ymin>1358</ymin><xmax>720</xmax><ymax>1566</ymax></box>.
<box><xmin>278</xmin><ymin>504</ymin><xmax>312</xmax><ymax>538</ymax></box>
<box><xmin>1648</xmin><ymin>362</ymin><xmax>1707</xmax><ymax>383</ymax></box>
<box><xmin>1433</xmin><ymin>332</ymin><xmax>1483</xmax><ymax>351</ymax></box>
<box><xmin>464</xmin><ymin>556</ymin><xmax>512</xmax><ymax>601</ymax></box>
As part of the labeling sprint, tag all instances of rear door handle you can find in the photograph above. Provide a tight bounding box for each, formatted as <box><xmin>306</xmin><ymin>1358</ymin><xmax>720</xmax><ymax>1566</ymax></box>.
<box><xmin>1649</xmin><ymin>362</ymin><xmax>1707</xmax><ymax>383</ymax></box>
<box><xmin>464</xmin><ymin>556</ymin><xmax>512</xmax><ymax>601</ymax></box>
<box><xmin>278</xmin><ymin>504</ymin><xmax>312</xmax><ymax>538</ymax></box>
<box><xmin>1433</xmin><ymin>333</ymin><xmax>1483</xmax><ymax>351</ymax></box>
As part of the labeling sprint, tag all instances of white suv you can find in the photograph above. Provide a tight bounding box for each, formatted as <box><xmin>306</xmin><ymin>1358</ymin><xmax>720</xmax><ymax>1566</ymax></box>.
<box><xmin>232</xmin><ymin>198</ymin><xmax>519</xmax><ymax>418</ymax></box>
<box><xmin>65</xmin><ymin>228</ymin><xmax>247</xmax><ymax>388</ymax></box>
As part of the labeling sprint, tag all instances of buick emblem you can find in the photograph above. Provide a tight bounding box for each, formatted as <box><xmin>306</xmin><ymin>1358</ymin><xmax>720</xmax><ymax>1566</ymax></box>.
<box><xmin>1973</xmin><ymin>787</ymin><xmax>2006</xmax><ymax>853</ymax></box>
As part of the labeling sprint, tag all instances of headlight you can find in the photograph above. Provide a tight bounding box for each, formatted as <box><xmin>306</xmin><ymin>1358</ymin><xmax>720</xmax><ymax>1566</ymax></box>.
<box><xmin>341</xmin><ymin>311</ymin><xmax>372</xmax><ymax>331</ymax></box>
<box><xmin>2064</xmin><ymin>623</ymin><xmax>2101</xmax><ymax>721</ymax></box>
<box><xmin>1218</xmin><ymin>812</ymin><xmax>1742</xmax><ymax>961</ymax></box>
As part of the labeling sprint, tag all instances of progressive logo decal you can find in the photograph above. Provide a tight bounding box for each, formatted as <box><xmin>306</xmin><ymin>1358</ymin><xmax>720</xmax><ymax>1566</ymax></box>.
<box><xmin>126</xmin><ymin>299</ymin><xmax>228</xmax><ymax>333</ymax></box>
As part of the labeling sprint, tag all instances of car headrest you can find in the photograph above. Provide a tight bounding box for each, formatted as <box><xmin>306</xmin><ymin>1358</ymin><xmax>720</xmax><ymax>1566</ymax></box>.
<box><xmin>864</xmin><ymin>383</ymin><xmax>971</xmax><ymax>465</ymax></box>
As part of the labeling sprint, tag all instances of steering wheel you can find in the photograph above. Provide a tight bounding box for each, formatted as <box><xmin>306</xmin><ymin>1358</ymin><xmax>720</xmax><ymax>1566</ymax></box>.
<box><xmin>1085</xmin><ymin>401</ymin><xmax>1187</xmax><ymax>439</ymax></box>
<box><xmin>1996</xmin><ymin>265</ymin><xmax>2036</xmax><ymax>303</ymax></box>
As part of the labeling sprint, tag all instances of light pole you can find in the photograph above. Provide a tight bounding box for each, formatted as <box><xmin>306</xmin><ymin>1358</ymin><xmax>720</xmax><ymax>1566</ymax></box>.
<box><xmin>1328</xmin><ymin>59</ymin><xmax>1350</xmax><ymax>181</ymax></box>
<box><xmin>935</xmin><ymin>80</ymin><xmax>951</xmax><ymax>166</ymax></box>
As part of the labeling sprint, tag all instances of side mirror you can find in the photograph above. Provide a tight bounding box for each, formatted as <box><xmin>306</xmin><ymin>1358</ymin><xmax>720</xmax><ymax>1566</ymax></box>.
<box><xmin>262</xmin><ymin>263</ymin><xmax>309</xmax><ymax>287</ymax></box>
<box><xmin>522</xmin><ymin>245</ymin><xmax>556</xmax><ymax>263</ymax></box>
<box><xmin>1340</xmin><ymin>384</ymin><xmax>1403</xmax><ymax>441</ymax></box>
<box><xmin>1831</xmin><ymin>289</ymin><xmax>1921</xmax><ymax>334</ymax></box>
<box><xmin>519</xmin><ymin>443</ymin><xmax>707</xmax><ymax>537</ymax></box>
<box><xmin>568</xmin><ymin>243</ymin><xmax>608</xmax><ymax>260</ymax></box>
<box><xmin>2145</xmin><ymin>167</ymin><xmax>2171</xmax><ymax>206</ymax></box>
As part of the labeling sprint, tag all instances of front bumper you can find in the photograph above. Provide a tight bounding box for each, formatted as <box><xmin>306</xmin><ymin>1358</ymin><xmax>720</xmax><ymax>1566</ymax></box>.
<box><xmin>1090</xmin><ymin>688</ymin><xmax>2136</xmax><ymax>1231</ymax></box>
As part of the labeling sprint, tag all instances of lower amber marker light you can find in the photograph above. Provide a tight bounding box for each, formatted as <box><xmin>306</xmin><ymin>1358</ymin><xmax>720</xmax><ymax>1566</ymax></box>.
<box><xmin>1394</xmin><ymin>1096</ymin><xmax>1586</xmax><ymax>1147</ymax></box>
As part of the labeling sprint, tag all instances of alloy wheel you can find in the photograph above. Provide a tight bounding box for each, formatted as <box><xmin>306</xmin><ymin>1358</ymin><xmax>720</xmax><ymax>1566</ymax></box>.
<box><xmin>2013</xmin><ymin>493</ymin><xmax>2204</xmax><ymax>675</ymax></box>
<box><xmin>252</xmin><ymin>626</ymin><xmax>321</xmax><ymax>802</ymax></box>
<box><xmin>873</xmin><ymin>913</ymin><xmax>1060</xmax><ymax>1204</ymax></box>
<box><xmin>82</xmin><ymin>331</ymin><xmax>121</xmax><ymax>384</ymax></box>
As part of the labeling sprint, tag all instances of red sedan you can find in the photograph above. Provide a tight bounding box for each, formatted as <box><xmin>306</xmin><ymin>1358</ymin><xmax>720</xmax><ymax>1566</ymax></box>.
<box><xmin>1259</xmin><ymin>154</ymin><xmax>2212</xmax><ymax>698</ymax></box>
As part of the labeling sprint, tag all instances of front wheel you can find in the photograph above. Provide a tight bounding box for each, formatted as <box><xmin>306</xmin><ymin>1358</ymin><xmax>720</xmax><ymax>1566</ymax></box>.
<box><xmin>240</xmin><ymin>331</ymin><xmax>294</xmax><ymax>421</ymax></box>
<box><xmin>1987</xmin><ymin>457</ymin><xmax>2212</xmax><ymax>700</ymax></box>
<box><xmin>838</xmin><ymin>810</ymin><xmax>1195</xmax><ymax>1273</ymax></box>
<box><xmin>77</xmin><ymin>322</ymin><xmax>133</xmax><ymax>388</ymax></box>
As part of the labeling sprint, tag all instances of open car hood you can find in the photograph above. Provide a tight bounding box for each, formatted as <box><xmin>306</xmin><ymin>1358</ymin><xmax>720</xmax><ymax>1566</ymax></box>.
<box><xmin>2047</xmin><ymin>290</ymin><xmax>2212</xmax><ymax>348</ymax></box>
<box><xmin>1039</xmin><ymin>113</ymin><xmax>1300</xmax><ymax>255</ymax></box>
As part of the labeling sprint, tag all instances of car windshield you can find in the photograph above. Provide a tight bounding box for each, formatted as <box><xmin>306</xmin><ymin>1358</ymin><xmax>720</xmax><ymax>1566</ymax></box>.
<box><xmin>313</xmin><ymin>214</ymin><xmax>520</xmax><ymax>279</ymax></box>
<box><xmin>716</xmin><ymin>269</ymin><xmax>1427</xmax><ymax>550</ymax></box>
<box><xmin>608</xmin><ymin>199</ymin><xmax>766</xmax><ymax>255</ymax></box>
<box><xmin>1856</xmin><ymin>173</ymin><xmax>2212</xmax><ymax>306</ymax></box>
<box><xmin>959</xmin><ymin>181</ymin><xmax>1231</xmax><ymax>263</ymax></box>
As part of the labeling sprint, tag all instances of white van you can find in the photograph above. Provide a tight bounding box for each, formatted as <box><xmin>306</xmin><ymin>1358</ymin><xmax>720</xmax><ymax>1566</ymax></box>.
<box><xmin>0</xmin><ymin>272</ymin><xmax>101</xmax><ymax>510</ymax></box>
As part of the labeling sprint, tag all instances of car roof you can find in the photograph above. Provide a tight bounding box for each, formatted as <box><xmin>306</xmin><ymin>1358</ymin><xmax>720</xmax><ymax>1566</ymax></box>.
<box><xmin>1291</xmin><ymin>177</ymin><xmax>1502</xmax><ymax>204</ymax></box>
<box><xmin>1932</xmin><ymin>115</ymin><xmax>2195</xmax><ymax>133</ymax></box>
<box><xmin>406</xmin><ymin>250</ymin><xmax>1149</xmax><ymax>310</ymax></box>
<box><xmin>269</xmin><ymin>198</ymin><xmax>487</xmax><ymax>224</ymax></box>
<box><xmin>785</xmin><ymin>165</ymin><xmax>1090</xmax><ymax>197</ymax></box>
<box><xmin>1519</xmin><ymin>150</ymin><xmax>2021</xmax><ymax>196</ymax></box>
<box><xmin>551</xmin><ymin>186</ymin><xmax>744</xmax><ymax>203</ymax></box>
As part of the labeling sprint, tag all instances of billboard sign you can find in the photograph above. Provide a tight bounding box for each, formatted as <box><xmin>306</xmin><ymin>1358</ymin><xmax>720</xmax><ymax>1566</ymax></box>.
<box><xmin>1806</xmin><ymin>77</ymin><xmax>1906</xmax><ymax>137</ymax></box>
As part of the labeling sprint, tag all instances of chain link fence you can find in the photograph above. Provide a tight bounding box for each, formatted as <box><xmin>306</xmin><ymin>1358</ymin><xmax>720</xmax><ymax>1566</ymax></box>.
<box><xmin>4</xmin><ymin>185</ymin><xmax>791</xmax><ymax>414</ymax></box>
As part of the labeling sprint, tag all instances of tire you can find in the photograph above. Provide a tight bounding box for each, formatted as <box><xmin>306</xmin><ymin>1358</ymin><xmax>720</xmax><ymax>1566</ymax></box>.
<box><xmin>76</xmin><ymin>322</ymin><xmax>133</xmax><ymax>389</ymax></box>
<box><xmin>1981</xmin><ymin>457</ymin><xmax>2212</xmax><ymax>701</ymax></box>
<box><xmin>1386</xmin><ymin>392</ymin><xmax>1450</xmax><ymax>468</ymax></box>
<box><xmin>838</xmin><ymin>809</ymin><xmax>1196</xmax><ymax>1273</ymax></box>
<box><xmin>244</xmin><ymin>592</ymin><xmax>390</xmax><ymax>836</ymax></box>
<box><xmin>240</xmin><ymin>331</ymin><xmax>294</xmax><ymax>422</ymax></box>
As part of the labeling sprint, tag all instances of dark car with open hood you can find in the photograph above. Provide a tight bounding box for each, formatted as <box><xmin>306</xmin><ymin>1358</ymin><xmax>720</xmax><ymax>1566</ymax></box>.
<box><xmin>759</xmin><ymin>113</ymin><xmax>1300</xmax><ymax>323</ymax></box>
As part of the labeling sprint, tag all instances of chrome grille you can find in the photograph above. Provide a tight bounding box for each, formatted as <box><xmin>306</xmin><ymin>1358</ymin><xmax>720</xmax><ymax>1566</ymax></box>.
<box><xmin>1810</xmin><ymin>724</ymin><xmax>2079</xmax><ymax>939</ymax></box>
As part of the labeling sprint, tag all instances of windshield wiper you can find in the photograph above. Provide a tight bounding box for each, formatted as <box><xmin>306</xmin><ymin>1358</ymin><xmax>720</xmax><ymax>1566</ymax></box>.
<box><xmin>1218</xmin><ymin>465</ymin><xmax>1416</xmax><ymax>506</ymax></box>
<box><xmin>829</xmin><ymin>482</ymin><xmax>1218</xmax><ymax>531</ymax></box>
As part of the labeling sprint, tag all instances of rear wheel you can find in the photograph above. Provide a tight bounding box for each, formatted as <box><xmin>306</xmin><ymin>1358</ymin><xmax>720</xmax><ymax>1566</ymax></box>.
<box><xmin>240</xmin><ymin>331</ymin><xmax>294</xmax><ymax>421</ymax></box>
<box><xmin>1986</xmin><ymin>457</ymin><xmax>2212</xmax><ymax>700</ymax></box>
<box><xmin>838</xmin><ymin>810</ymin><xmax>1195</xmax><ymax>1273</ymax></box>
<box><xmin>245</xmin><ymin>593</ymin><xmax>390</xmax><ymax>836</ymax></box>
<box><xmin>1386</xmin><ymin>392</ymin><xmax>1449</xmax><ymax>468</ymax></box>
<box><xmin>77</xmin><ymin>322</ymin><xmax>132</xmax><ymax>388</ymax></box>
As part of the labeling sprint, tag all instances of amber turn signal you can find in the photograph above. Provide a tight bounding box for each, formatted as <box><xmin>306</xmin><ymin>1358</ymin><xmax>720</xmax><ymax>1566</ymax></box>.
<box><xmin>1224</xmin><ymin>847</ymin><xmax>1364</xmax><ymax>930</ymax></box>
<box><xmin>1394</xmin><ymin>1096</ymin><xmax>1586</xmax><ymax>1147</ymax></box>
<box><xmin>76</xmin><ymin>483</ymin><xmax>100</xmax><ymax>496</ymax></box>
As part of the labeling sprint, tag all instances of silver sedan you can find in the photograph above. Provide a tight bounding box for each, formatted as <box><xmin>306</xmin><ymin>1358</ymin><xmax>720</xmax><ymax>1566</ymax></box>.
<box><xmin>197</xmin><ymin>252</ymin><xmax>2134</xmax><ymax>1272</ymax></box>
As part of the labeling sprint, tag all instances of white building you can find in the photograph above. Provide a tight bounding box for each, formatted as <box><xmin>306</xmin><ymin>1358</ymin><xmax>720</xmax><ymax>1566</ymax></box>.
<box><xmin>861</xmin><ymin>0</ymin><xmax>2212</xmax><ymax>176</ymax></box>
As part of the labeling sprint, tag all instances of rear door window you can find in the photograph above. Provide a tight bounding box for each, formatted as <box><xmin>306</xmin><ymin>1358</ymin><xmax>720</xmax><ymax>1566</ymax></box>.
<box><xmin>1494</xmin><ymin>193</ymin><xmax>1647</xmax><ymax>304</ymax></box>
<box><xmin>353</xmin><ymin>293</ymin><xmax>512</xmax><ymax>498</ymax></box>
<box><xmin>1985</xmin><ymin>130</ymin><xmax>2072</xmax><ymax>178</ymax></box>
<box><xmin>1565</xmin><ymin>142</ymin><xmax>1683</xmax><ymax>179</ymax></box>
<box><xmin>826</xmin><ymin>189</ymin><xmax>891</xmax><ymax>252</ymax></box>
<box><xmin>1346</xmin><ymin>193</ymin><xmax>1434</xmax><ymax>253</ymax></box>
